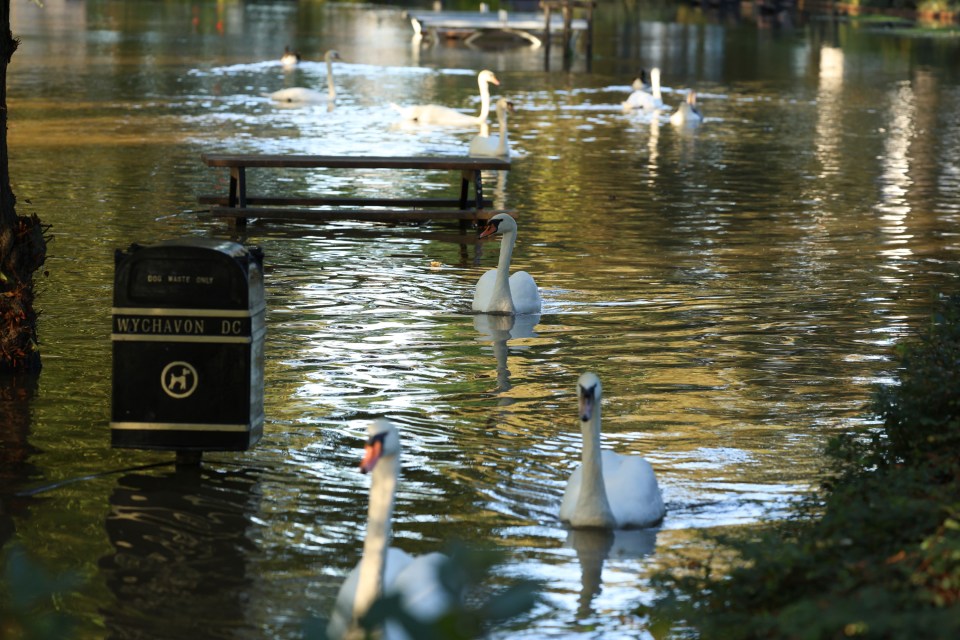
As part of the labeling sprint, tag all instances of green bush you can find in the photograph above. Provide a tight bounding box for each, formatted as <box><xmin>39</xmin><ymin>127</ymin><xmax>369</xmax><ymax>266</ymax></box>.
<box><xmin>649</xmin><ymin>294</ymin><xmax>960</xmax><ymax>640</ymax></box>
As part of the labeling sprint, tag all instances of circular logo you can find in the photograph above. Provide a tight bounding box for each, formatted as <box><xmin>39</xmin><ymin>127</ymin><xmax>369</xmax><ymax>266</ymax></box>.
<box><xmin>161</xmin><ymin>361</ymin><xmax>199</xmax><ymax>399</ymax></box>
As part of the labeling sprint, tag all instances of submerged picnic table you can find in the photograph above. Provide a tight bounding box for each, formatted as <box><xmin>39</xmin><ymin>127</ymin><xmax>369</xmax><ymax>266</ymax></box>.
<box><xmin>198</xmin><ymin>153</ymin><xmax>512</xmax><ymax>230</ymax></box>
<box><xmin>408</xmin><ymin>9</ymin><xmax>589</xmax><ymax>47</ymax></box>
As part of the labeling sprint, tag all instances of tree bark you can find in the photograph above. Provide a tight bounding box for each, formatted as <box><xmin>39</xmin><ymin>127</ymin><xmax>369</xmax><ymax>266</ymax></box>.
<box><xmin>1</xmin><ymin>0</ymin><xmax>47</xmax><ymax>374</ymax></box>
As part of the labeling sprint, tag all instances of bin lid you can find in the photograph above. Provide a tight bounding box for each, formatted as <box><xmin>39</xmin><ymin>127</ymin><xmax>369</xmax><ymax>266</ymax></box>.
<box><xmin>114</xmin><ymin>238</ymin><xmax>263</xmax><ymax>311</ymax></box>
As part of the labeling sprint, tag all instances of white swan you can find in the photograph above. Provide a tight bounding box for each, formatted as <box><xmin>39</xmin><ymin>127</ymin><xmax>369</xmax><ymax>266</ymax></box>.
<box><xmin>469</xmin><ymin>98</ymin><xmax>512</xmax><ymax>158</ymax></box>
<box><xmin>472</xmin><ymin>213</ymin><xmax>541</xmax><ymax>315</ymax></box>
<box><xmin>670</xmin><ymin>90</ymin><xmax>703</xmax><ymax>127</ymax></box>
<box><xmin>392</xmin><ymin>70</ymin><xmax>499</xmax><ymax>126</ymax></box>
<box><xmin>327</xmin><ymin>419</ymin><xmax>452</xmax><ymax>640</ymax></box>
<box><xmin>281</xmin><ymin>46</ymin><xmax>301</xmax><ymax>68</ymax></box>
<box><xmin>622</xmin><ymin>67</ymin><xmax>664</xmax><ymax>112</ymax></box>
<box><xmin>269</xmin><ymin>50</ymin><xmax>340</xmax><ymax>104</ymax></box>
<box><xmin>560</xmin><ymin>373</ymin><xmax>665</xmax><ymax>529</ymax></box>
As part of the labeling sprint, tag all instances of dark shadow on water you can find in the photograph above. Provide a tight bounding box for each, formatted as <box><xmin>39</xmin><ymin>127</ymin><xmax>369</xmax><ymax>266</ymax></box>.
<box><xmin>98</xmin><ymin>464</ymin><xmax>262</xmax><ymax>639</ymax></box>
<box><xmin>0</xmin><ymin>374</ymin><xmax>40</xmax><ymax>549</ymax></box>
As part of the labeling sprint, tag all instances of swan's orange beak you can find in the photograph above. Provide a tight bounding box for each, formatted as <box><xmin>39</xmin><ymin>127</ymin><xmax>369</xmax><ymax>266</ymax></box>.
<box><xmin>479</xmin><ymin>218</ymin><xmax>501</xmax><ymax>239</ymax></box>
<box><xmin>360</xmin><ymin>438</ymin><xmax>383</xmax><ymax>474</ymax></box>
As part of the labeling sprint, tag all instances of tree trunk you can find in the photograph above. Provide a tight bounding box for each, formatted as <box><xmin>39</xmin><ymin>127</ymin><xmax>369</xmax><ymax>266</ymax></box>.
<box><xmin>1</xmin><ymin>0</ymin><xmax>47</xmax><ymax>374</ymax></box>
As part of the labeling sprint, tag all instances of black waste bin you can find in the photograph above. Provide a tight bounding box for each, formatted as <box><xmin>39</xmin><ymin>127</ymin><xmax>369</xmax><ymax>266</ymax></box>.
<box><xmin>111</xmin><ymin>238</ymin><xmax>265</xmax><ymax>451</ymax></box>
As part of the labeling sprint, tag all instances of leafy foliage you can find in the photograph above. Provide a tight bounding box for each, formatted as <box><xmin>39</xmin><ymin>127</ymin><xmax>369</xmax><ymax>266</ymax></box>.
<box><xmin>649</xmin><ymin>294</ymin><xmax>960</xmax><ymax>639</ymax></box>
<box><xmin>305</xmin><ymin>542</ymin><xmax>539</xmax><ymax>640</ymax></box>
<box><xmin>0</xmin><ymin>544</ymin><xmax>82</xmax><ymax>640</ymax></box>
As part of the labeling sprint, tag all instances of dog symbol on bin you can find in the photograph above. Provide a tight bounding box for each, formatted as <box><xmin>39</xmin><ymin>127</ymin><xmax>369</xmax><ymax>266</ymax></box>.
<box><xmin>161</xmin><ymin>361</ymin><xmax>199</xmax><ymax>399</ymax></box>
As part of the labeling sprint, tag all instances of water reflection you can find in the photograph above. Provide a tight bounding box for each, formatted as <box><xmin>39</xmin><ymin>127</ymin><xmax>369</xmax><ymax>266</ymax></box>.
<box><xmin>99</xmin><ymin>465</ymin><xmax>261</xmax><ymax>637</ymax></box>
<box><xmin>563</xmin><ymin>527</ymin><xmax>658</xmax><ymax>619</ymax></box>
<box><xmin>473</xmin><ymin>313</ymin><xmax>541</xmax><ymax>396</ymax></box>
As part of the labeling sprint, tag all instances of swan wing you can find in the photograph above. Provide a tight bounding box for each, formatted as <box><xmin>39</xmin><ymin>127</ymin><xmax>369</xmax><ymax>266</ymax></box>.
<box><xmin>472</xmin><ymin>269</ymin><xmax>498</xmax><ymax>312</ymax></box>
<box><xmin>327</xmin><ymin>560</ymin><xmax>364</xmax><ymax>640</ymax></box>
<box><xmin>509</xmin><ymin>271</ymin><xmax>542</xmax><ymax>315</ymax></box>
<box><xmin>559</xmin><ymin>465</ymin><xmax>584</xmax><ymax>524</ymax></box>
<box><xmin>389</xmin><ymin>551</ymin><xmax>453</xmax><ymax>623</ymax></box>
<box><xmin>399</xmin><ymin>104</ymin><xmax>478</xmax><ymax>126</ymax></box>
<box><xmin>601</xmin><ymin>450</ymin><xmax>665</xmax><ymax>528</ymax></box>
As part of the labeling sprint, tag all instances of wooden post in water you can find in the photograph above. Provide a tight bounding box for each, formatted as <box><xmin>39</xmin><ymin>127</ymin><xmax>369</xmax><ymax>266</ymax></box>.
<box><xmin>542</xmin><ymin>1</ymin><xmax>553</xmax><ymax>71</ymax></box>
<box><xmin>540</xmin><ymin>0</ymin><xmax>597</xmax><ymax>72</ymax></box>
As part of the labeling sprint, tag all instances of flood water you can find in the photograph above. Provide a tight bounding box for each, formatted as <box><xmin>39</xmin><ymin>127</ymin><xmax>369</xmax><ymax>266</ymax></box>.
<box><xmin>3</xmin><ymin>0</ymin><xmax>960</xmax><ymax>637</ymax></box>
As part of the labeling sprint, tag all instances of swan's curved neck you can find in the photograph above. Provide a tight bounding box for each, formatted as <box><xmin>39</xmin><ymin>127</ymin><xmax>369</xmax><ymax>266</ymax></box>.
<box><xmin>327</xmin><ymin>57</ymin><xmax>336</xmax><ymax>101</ymax></box>
<box><xmin>477</xmin><ymin>79</ymin><xmax>492</xmax><ymax>121</ymax></box>
<box><xmin>652</xmin><ymin>72</ymin><xmax>662</xmax><ymax>100</ymax></box>
<box><xmin>576</xmin><ymin>407</ymin><xmax>616</xmax><ymax>528</ymax></box>
<box><xmin>488</xmin><ymin>229</ymin><xmax>516</xmax><ymax>314</ymax></box>
<box><xmin>495</xmin><ymin>108</ymin><xmax>508</xmax><ymax>155</ymax></box>
<box><xmin>352</xmin><ymin>453</ymin><xmax>399</xmax><ymax>622</ymax></box>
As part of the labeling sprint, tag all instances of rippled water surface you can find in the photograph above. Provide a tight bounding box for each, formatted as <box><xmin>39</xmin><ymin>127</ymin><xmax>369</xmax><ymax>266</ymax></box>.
<box><xmin>4</xmin><ymin>1</ymin><xmax>960</xmax><ymax>638</ymax></box>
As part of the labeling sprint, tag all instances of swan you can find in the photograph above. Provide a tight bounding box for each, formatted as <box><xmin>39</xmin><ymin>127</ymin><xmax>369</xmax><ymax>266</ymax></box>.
<box><xmin>560</xmin><ymin>373</ymin><xmax>665</xmax><ymax>529</ymax></box>
<box><xmin>268</xmin><ymin>50</ymin><xmax>340</xmax><ymax>104</ymax></box>
<box><xmin>281</xmin><ymin>46</ymin><xmax>301</xmax><ymax>68</ymax></box>
<box><xmin>622</xmin><ymin>67</ymin><xmax>664</xmax><ymax>112</ymax></box>
<box><xmin>392</xmin><ymin>70</ymin><xmax>500</xmax><ymax>126</ymax></box>
<box><xmin>327</xmin><ymin>419</ymin><xmax>452</xmax><ymax>640</ymax></box>
<box><xmin>630</xmin><ymin>69</ymin><xmax>651</xmax><ymax>93</ymax></box>
<box><xmin>670</xmin><ymin>90</ymin><xmax>703</xmax><ymax>127</ymax></box>
<box><xmin>472</xmin><ymin>213</ymin><xmax>541</xmax><ymax>315</ymax></box>
<box><xmin>469</xmin><ymin>98</ymin><xmax>513</xmax><ymax>158</ymax></box>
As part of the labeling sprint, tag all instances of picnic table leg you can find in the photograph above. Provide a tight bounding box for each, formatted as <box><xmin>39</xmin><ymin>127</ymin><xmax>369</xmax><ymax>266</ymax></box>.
<box><xmin>473</xmin><ymin>169</ymin><xmax>484</xmax><ymax>213</ymax></box>
<box><xmin>459</xmin><ymin>171</ymin><xmax>472</xmax><ymax>234</ymax></box>
<box><xmin>543</xmin><ymin>3</ymin><xmax>552</xmax><ymax>71</ymax></box>
<box><xmin>228</xmin><ymin>166</ymin><xmax>249</xmax><ymax>229</ymax></box>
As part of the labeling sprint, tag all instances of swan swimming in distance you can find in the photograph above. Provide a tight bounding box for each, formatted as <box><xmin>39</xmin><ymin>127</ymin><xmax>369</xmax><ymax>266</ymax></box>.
<box><xmin>560</xmin><ymin>373</ymin><xmax>665</xmax><ymax>530</ymax></box>
<box><xmin>469</xmin><ymin>97</ymin><xmax>513</xmax><ymax>158</ymax></box>
<box><xmin>326</xmin><ymin>419</ymin><xmax>452</xmax><ymax>640</ymax></box>
<box><xmin>670</xmin><ymin>90</ymin><xmax>703</xmax><ymax>127</ymax></box>
<box><xmin>622</xmin><ymin>67</ymin><xmax>664</xmax><ymax>112</ymax></box>
<box><xmin>392</xmin><ymin>70</ymin><xmax>500</xmax><ymax>127</ymax></box>
<box><xmin>472</xmin><ymin>213</ymin><xmax>542</xmax><ymax>315</ymax></box>
<box><xmin>268</xmin><ymin>49</ymin><xmax>341</xmax><ymax>104</ymax></box>
<box><xmin>281</xmin><ymin>46</ymin><xmax>301</xmax><ymax>68</ymax></box>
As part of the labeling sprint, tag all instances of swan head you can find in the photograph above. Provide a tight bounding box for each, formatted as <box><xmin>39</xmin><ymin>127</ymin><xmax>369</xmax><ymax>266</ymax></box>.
<box><xmin>282</xmin><ymin>46</ymin><xmax>301</xmax><ymax>66</ymax></box>
<box><xmin>325</xmin><ymin>50</ymin><xmax>342</xmax><ymax>63</ymax></box>
<box><xmin>631</xmin><ymin>69</ymin><xmax>650</xmax><ymax>91</ymax></box>
<box><xmin>650</xmin><ymin>67</ymin><xmax>661</xmax><ymax>84</ymax></box>
<box><xmin>479</xmin><ymin>70</ymin><xmax>500</xmax><ymax>87</ymax></box>
<box><xmin>478</xmin><ymin>213</ymin><xmax>517</xmax><ymax>239</ymax></box>
<box><xmin>577</xmin><ymin>372</ymin><xmax>602</xmax><ymax>423</ymax></box>
<box><xmin>360</xmin><ymin>418</ymin><xmax>401</xmax><ymax>474</ymax></box>
<box><xmin>495</xmin><ymin>97</ymin><xmax>514</xmax><ymax>116</ymax></box>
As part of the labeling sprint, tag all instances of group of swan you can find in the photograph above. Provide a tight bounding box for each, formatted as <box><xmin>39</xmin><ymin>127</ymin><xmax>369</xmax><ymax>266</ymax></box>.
<box><xmin>622</xmin><ymin>66</ymin><xmax>703</xmax><ymax>127</ymax></box>
<box><xmin>326</xmin><ymin>214</ymin><xmax>663</xmax><ymax>638</ymax></box>
<box><xmin>329</xmin><ymin>375</ymin><xmax>665</xmax><ymax>638</ymax></box>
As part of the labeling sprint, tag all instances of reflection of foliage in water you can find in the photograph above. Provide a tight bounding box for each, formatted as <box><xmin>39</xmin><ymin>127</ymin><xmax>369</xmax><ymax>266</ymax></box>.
<box><xmin>647</xmin><ymin>294</ymin><xmax>960</xmax><ymax>640</ymax></box>
<box><xmin>0</xmin><ymin>544</ymin><xmax>82</xmax><ymax>640</ymax></box>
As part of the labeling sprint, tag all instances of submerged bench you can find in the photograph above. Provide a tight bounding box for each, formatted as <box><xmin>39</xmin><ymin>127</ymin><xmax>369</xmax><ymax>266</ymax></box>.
<box><xmin>199</xmin><ymin>153</ymin><xmax>512</xmax><ymax>230</ymax></box>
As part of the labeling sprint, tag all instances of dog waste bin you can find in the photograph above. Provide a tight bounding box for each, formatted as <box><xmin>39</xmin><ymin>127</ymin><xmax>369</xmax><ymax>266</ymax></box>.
<box><xmin>111</xmin><ymin>238</ymin><xmax>265</xmax><ymax>451</ymax></box>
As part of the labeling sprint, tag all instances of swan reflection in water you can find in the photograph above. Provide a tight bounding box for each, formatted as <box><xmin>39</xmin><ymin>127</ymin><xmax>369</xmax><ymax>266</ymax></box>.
<box><xmin>473</xmin><ymin>313</ymin><xmax>540</xmax><ymax>397</ymax></box>
<box><xmin>564</xmin><ymin>527</ymin><xmax>659</xmax><ymax>619</ymax></box>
